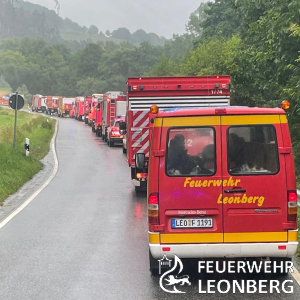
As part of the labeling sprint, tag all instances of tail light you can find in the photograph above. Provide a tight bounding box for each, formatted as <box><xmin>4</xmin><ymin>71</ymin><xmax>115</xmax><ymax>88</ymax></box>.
<box><xmin>137</xmin><ymin>173</ymin><xmax>147</xmax><ymax>179</ymax></box>
<box><xmin>288</xmin><ymin>191</ymin><xmax>297</xmax><ymax>221</ymax></box>
<box><xmin>148</xmin><ymin>193</ymin><xmax>159</xmax><ymax>224</ymax></box>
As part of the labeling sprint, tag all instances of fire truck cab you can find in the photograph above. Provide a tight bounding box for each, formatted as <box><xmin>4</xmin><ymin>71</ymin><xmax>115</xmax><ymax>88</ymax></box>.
<box><xmin>58</xmin><ymin>97</ymin><xmax>75</xmax><ymax>117</ymax></box>
<box><xmin>107</xmin><ymin>117</ymin><xmax>125</xmax><ymax>147</ymax></box>
<box><xmin>101</xmin><ymin>92</ymin><xmax>126</xmax><ymax>142</ymax></box>
<box><xmin>91</xmin><ymin>94</ymin><xmax>103</xmax><ymax>132</ymax></box>
<box><xmin>147</xmin><ymin>104</ymin><xmax>298</xmax><ymax>275</ymax></box>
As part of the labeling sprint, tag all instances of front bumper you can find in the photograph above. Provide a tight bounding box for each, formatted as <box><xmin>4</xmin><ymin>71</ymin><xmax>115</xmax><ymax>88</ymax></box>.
<box><xmin>110</xmin><ymin>137</ymin><xmax>123</xmax><ymax>143</ymax></box>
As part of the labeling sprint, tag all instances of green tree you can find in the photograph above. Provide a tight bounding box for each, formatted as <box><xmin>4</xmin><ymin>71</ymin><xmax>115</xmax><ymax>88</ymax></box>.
<box><xmin>76</xmin><ymin>77</ymin><xmax>107</xmax><ymax>95</ymax></box>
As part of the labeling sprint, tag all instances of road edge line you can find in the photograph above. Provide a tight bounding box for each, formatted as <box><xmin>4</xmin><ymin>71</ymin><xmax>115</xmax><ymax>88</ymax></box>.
<box><xmin>292</xmin><ymin>266</ymin><xmax>300</xmax><ymax>286</ymax></box>
<box><xmin>0</xmin><ymin>119</ymin><xmax>59</xmax><ymax>230</ymax></box>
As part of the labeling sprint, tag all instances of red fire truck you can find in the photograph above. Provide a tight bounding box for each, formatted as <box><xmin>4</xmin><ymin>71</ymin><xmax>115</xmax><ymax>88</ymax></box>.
<box><xmin>147</xmin><ymin>103</ymin><xmax>297</xmax><ymax>275</ymax></box>
<box><xmin>1</xmin><ymin>94</ymin><xmax>10</xmax><ymax>106</ymax></box>
<box><xmin>45</xmin><ymin>96</ymin><xmax>59</xmax><ymax>115</ymax></box>
<box><xmin>93</xmin><ymin>95</ymin><xmax>104</xmax><ymax>136</ymax></box>
<box><xmin>92</xmin><ymin>94</ymin><xmax>103</xmax><ymax>133</ymax></box>
<box><xmin>107</xmin><ymin>117</ymin><xmax>125</xmax><ymax>147</ymax></box>
<box><xmin>101</xmin><ymin>92</ymin><xmax>126</xmax><ymax>142</ymax></box>
<box><xmin>31</xmin><ymin>95</ymin><xmax>47</xmax><ymax>112</ymax></box>
<box><xmin>88</xmin><ymin>98</ymin><xmax>99</xmax><ymax>127</ymax></box>
<box><xmin>119</xmin><ymin>76</ymin><xmax>231</xmax><ymax>192</ymax></box>
<box><xmin>83</xmin><ymin>96</ymin><xmax>93</xmax><ymax>124</ymax></box>
<box><xmin>58</xmin><ymin>97</ymin><xmax>75</xmax><ymax>117</ymax></box>
<box><xmin>75</xmin><ymin>97</ymin><xmax>85</xmax><ymax>121</ymax></box>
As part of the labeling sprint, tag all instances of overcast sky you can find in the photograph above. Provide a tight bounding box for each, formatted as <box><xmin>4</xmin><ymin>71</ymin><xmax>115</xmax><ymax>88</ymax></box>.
<box><xmin>27</xmin><ymin>0</ymin><xmax>206</xmax><ymax>38</ymax></box>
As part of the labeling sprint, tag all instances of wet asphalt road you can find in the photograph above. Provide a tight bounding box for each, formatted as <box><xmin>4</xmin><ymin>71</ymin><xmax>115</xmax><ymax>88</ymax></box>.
<box><xmin>0</xmin><ymin>116</ymin><xmax>300</xmax><ymax>299</ymax></box>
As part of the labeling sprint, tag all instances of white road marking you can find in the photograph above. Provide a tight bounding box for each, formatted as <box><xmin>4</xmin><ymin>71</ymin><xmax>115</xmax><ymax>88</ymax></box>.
<box><xmin>0</xmin><ymin>120</ymin><xmax>59</xmax><ymax>230</ymax></box>
<box><xmin>292</xmin><ymin>266</ymin><xmax>300</xmax><ymax>286</ymax></box>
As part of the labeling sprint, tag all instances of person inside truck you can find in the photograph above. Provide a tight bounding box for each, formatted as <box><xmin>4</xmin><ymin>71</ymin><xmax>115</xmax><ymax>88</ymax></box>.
<box><xmin>228</xmin><ymin>126</ymin><xmax>276</xmax><ymax>174</ymax></box>
<box><xmin>167</xmin><ymin>134</ymin><xmax>212</xmax><ymax>175</ymax></box>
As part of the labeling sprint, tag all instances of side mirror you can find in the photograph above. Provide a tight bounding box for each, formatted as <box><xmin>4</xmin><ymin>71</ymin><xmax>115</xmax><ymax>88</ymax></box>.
<box><xmin>135</xmin><ymin>153</ymin><xmax>146</xmax><ymax>169</ymax></box>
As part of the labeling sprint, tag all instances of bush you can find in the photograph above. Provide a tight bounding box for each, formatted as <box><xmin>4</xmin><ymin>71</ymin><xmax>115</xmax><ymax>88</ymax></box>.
<box><xmin>29</xmin><ymin>116</ymin><xmax>44</xmax><ymax>129</ymax></box>
<box><xmin>21</xmin><ymin>123</ymin><xmax>32</xmax><ymax>133</ymax></box>
<box><xmin>0</xmin><ymin>126</ymin><xmax>25</xmax><ymax>145</ymax></box>
<box><xmin>41</xmin><ymin>119</ymin><xmax>52</xmax><ymax>130</ymax></box>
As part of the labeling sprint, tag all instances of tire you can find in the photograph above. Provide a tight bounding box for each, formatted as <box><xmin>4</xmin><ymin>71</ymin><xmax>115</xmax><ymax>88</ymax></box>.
<box><xmin>92</xmin><ymin>126</ymin><xmax>95</xmax><ymax>133</ymax></box>
<box><xmin>123</xmin><ymin>146</ymin><xmax>126</xmax><ymax>154</ymax></box>
<box><xmin>135</xmin><ymin>186</ymin><xmax>143</xmax><ymax>192</ymax></box>
<box><xmin>109</xmin><ymin>139</ymin><xmax>114</xmax><ymax>147</ymax></box>
<box><xmin>149</xmin><ymin>250</ymin><xmax>159</xmax><ymax>276</ymax></box>
<box><xmin>31</xmin><ymin>107</ymin><xmax>34</xmax><ymax>112</ymax></box>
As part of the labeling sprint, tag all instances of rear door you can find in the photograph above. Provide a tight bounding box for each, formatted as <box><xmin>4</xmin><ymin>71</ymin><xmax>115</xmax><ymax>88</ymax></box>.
<box><xmin>221</xmin><ymin>114</ymin><xmax>288</xmax><ymax>243</ymax></box>
<box><xmin>158</xmin><ymin>116</ymin><xmax>223</xmax><ymax>244</ymax></box>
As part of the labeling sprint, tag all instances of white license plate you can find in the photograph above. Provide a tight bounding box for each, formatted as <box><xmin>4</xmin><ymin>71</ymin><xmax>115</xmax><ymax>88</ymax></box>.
<box><xmin>171</xmin><ymin>218</ymin><xmax>213</xmax><ymax>228</ymax></box>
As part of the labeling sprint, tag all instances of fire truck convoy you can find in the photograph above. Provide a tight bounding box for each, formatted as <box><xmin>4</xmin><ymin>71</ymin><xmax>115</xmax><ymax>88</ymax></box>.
<box><xmin>58</xmin><ymin>97</ymin><xmax>75</xmax><ymax>117</ymax></box>
<box><xmin>32</xmin><ymin>95</ymin><xmax>47</xmax><ymax>112</ymax></box>
<box><xmin>100</xmin><ymin>92</ymin><xmax>126</xmax><ymax>142</ymax></box>
<box><xmin>119</xmin><ymin>76</ymin><xmax>231</xmax><ymax>192</ymax></box>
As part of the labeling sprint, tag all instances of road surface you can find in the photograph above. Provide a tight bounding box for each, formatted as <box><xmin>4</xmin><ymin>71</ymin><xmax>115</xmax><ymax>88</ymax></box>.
<box><xmin>0</xmin><ymin>116</ymin><xmax>299</xmax><ymax>299</ymax></box>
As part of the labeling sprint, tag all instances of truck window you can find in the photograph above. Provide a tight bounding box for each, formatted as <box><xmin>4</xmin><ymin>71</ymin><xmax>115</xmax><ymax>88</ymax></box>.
<box><xmin>227</xmin><ymin>125</ymin><xmax>279</xmax><ymax>175</ymax></box>
<box><xmin>166</xmin><ymin>127</ymin><xmax>215</xmax><ymax>176</ymax></box>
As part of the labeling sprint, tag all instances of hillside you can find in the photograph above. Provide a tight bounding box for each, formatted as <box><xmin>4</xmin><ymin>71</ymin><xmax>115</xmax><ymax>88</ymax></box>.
<box><xmin>0</xmin><ymin>0</ymin><xmax>166</xmax><ymax>47</ymax></box>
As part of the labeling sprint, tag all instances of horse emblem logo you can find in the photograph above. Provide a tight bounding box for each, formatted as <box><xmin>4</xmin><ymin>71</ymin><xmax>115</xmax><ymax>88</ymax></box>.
<box><xmin>159</xmin><ymin>255</ymin><xmax>191</xmax><ymax>294</ymax></box>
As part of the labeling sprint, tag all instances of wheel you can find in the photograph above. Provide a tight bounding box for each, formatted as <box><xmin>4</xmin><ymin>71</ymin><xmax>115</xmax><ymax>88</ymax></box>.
<box><xmin>85</xmin><ymin>118</ymin><xmax>88</xmax><ymax>124</ymax></box>
<box><xmin>149</xmin><ymin>250</ymin><xmax>159</xmax><ymax>276</ymax></box>
<box><xmin>92</xmin><ymin>126</ymin><xmax>95</xmax><ymax>133</ymax></box>
<box><xmin>123</xmin><ymin>146</ymin><xmax>126</xmax><ymax>154</ymax></box>
<box><xmin>31</xmin><ymin>107</ymin><xmax>34</xmax><ymax>112</ymax></box>
<box><xmin>109</xmin><ymin>139</ymin><xmax>114</xmax><ymax>147</ymax></box>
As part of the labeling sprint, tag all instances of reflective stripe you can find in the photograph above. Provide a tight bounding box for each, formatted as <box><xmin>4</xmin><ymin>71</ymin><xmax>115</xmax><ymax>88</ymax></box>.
<box><xmin>288</xmin><ymin>230</ymin><xmax>298</xmax><ymax>242</ymax></box>
<box><xmin>155</xmin><ymin>116</ymin><xmax>220</xmax><ymax>127</ymax></box>
<box><xmin>160</xmin><ymin>233</ymin><xmax>223</xmax><ymax>244</ymax></box>
<box><xmin>149</xmin><ymin>232</ymin><xmax>160</xmax><ymax>244</ymax></box>
<box><xmin>224</xmin><ymin>232</ymin><xmax>287</xmax><ymax>243</ymax></box>
<box><xmin>222</xmin><ymin>115</ymin><xmax>281</xmax><ymax>125</ymax></box>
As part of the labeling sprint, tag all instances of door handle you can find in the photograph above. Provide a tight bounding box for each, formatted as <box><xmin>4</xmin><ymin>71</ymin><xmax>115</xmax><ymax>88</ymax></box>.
<box><xmin>224</xmin><ymin>189</ymin><xmax>246</xmax><ymax>194</ymax></box>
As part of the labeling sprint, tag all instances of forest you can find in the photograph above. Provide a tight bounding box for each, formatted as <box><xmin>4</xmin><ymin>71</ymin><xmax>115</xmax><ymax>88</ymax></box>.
<box><xmin>1</xmin><ymin>0</ymin><xmax>300</xmax><ymax>173</ymax></box>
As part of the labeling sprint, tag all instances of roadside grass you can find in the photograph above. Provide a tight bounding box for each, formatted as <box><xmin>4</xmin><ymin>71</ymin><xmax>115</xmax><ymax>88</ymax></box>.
<box><xmin>0</xmin><ymin>107</ymin><xmax>55</xmax><ymax>204</ymax></box>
